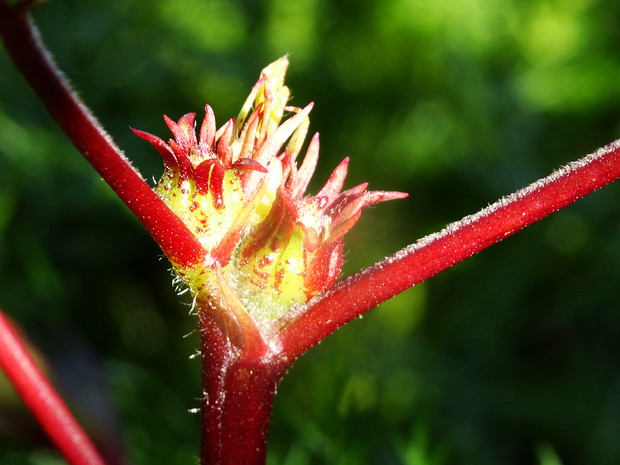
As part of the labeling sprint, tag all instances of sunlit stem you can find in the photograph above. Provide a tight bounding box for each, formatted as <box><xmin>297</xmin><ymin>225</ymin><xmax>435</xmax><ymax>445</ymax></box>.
<box><xmin>0</xmin><ymin>310</ymin><xmax>107</xmax><ymax>465</ymax></box>
<box><xmin>0</xmin><ymin>3</ymin><xmax>205</xmax><ymax>267</ymax></box>
<box><xmin>279</xmin><ymin>140</ymin><xmax>620</xmax><ymax>359</ymax></box>
<box><xmin>197</xmin><ymin>310</ymin><xmax>289</xmax><ymax>465</ymax></box>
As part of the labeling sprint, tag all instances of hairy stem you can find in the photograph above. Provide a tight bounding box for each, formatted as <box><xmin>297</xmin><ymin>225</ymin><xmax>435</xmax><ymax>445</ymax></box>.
<box><xmin>0</xmin><ymin>311</ymin><xmax>107</xmax><ymax>465</ymax></box>
<box><xmin>279</xmin><ymin>139</ymin><xmax>620</xmax><ymax>359</ymax></box>
<box><xmin>198</xmin><ymin>311</ymin><xmax>287</xmax><ymax>465</ymax></box>
<box><xmin>0</xmin><ymin>4</ymin><xmax>205</xmax><ymax>267</ymax></box>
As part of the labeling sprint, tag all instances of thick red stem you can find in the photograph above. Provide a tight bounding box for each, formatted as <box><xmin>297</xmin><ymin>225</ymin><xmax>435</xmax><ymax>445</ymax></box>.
<box><xmin>198</xmin><ymin>312</ymin><xmax>287</xmax><ymax>465</ymax></box>
<box><xmin>0</xmin><ymin>5</ymin><xmax>205</xmax><ymax>268</ymax></box>
<box><xmin>279</xmin><ymin>140</ymin><xmax>620</xmax><ymax>359</ymax></box>
<box><xmin>0</xmin><ymin>311</ymin><xmax>107</xmax><ymax>465</ymax></box>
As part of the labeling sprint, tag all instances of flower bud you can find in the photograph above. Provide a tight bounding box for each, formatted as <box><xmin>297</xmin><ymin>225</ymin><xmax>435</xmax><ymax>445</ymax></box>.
<box><xmin>134</xmin><ymin>57</ymin><xmax>407</xmax><ymax>329</ymax></box>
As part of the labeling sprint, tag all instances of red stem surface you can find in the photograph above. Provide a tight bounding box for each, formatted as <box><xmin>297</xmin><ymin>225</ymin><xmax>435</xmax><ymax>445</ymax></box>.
<box><xmin>0</xmin><ymin>311</ymin><xmax>107</xmax><ymax>465</ymax></box>
<box><xmin>279</xmin><ymin>140</ymin><xmax>620</xmax><ymax>359</ymax></box>
<box><xmin>0</xmin><ymin>4</ymin><xmax>205</xmax><ymax>268</ymax></box>
<box><xmin>198</xmin><ymin>312</ymin><xmax>287</xmax><ymax>465</ymax></box>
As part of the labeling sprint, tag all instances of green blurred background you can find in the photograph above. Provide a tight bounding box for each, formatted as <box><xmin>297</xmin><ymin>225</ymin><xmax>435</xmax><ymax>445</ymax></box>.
<box><xmin>1</xmin><ymin>0</ymin><xmax>620</xmax><ymax>463</ymax></box>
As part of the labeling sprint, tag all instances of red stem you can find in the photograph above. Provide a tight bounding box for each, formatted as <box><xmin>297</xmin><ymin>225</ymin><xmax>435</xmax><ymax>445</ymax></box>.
<box><xmin>279</xmin><ymin>140</ymin><xmax>620</xmax><ymax>359</ymax></box>
<box><xmin>0</xmin><ymin>4</ymin><xmax>205</xmax><ymax>268</ymax></box>
<box><xmin>0</xmin><ymin>311</ymin><xmax>107</xmax><ymax>465</ymax></box>
<box><xmin>198</xmin><ymin>312</ymin><xmax>287</xmax><ymax>465</ymax></box>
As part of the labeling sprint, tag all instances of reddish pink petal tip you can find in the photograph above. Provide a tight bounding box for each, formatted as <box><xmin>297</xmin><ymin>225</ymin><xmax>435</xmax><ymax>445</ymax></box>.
<box><xmin>230</xmin><ymin>158</ymin><xmax>268</xmax><ymax>173</ymax></box>
<box><xmin>361</xmin><ymin>190</ymin><xmax>409</xmax><ymax>208</ymax></box>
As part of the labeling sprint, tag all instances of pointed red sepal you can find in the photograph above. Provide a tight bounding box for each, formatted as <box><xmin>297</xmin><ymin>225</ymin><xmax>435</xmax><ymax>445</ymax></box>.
<box><xmin>255</xmin><ymin>102</ymin><xmax>314</xmax><ymax>166</ymax></box>
<box><xmin>282</xmin><ymin>107</ymin><xmax>310</xmax><ymax>168</ymax></box>
<box><xmin>360</xmin><ymin>189</ymin><xmax>410</xmax><ymax>206</ymax></box>
<box><xmin>230</xmin><ymin>158</ymin><xmax>268</xmax><ymax>173</ymax></box>
<box><xmin>289</xmin><ymin>132</ymin><xmax>320</xmax><ymax>199</ymax></box>
<box><xmin>217</xmin><ymin>120</ymin><xmax>234</xmax><ymax>166</ymax></box>
<box><xmin>178</xmin><ymin>112</ymin><xmax>198</xmax><ymax>148</ymax></box>
<box><xmin>199</xmin><ymin>105</ymin><xmax>216</xmax><ymax>148</ymax></box>
<box><xmin>327</xmin><ymin>190</ymin><xmax>409</xmax><ymax>242</ymax></box>
<box><xmin>131</xmin><ymin>128</ymin><xmax>178</xmax><ymax>171</ymax></box>
<box><xmin>237</xmin><ymin>113</ymin><xmax>261</xmax><ymax>162</ymax></box>
<box><xmin>317</xmin><ymin>157</ymin><xmax>349</xmax><ymax>202</ymax></box>
<box><xmin>168</xmin><ymin>139</ymin><xmax>194</xmax><ymax>181</ymax></box>
<box><xmin>194</xmin><ymin>159</ymin><xmax>227</xmax><ymax>209</ymax></box>
<box><xmin>194</xmin><ymin>159</ymin><xmax>217</xmax><ymax>195</ymax></box>
<box><xmin>209</xmin><ymin>162</ymin><xmax>227</xmax><ymax>210</ymax></box>
<box><xmin>326</xmin><ymin>183</ymin><xmax>369</xmax><ymax>211</ymax></box>
<box><xmin>164</xmin><ymin>113</ymin><xmax>196</xmax><ymax>154</ymax></box>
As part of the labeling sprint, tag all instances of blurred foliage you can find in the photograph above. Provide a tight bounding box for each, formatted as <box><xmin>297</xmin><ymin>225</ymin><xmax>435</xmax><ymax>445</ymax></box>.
<box><xmin>1</xmin><ymin>0</ymin><xmax>620</xmax><ymax>463</ymax></box>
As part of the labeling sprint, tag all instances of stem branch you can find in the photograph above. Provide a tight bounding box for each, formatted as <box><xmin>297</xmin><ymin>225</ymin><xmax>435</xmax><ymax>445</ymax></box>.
<box><xmin>280</xmin><ymin>139</ymin><xmax>620</xmax><ymax>359</ymax></box>
<box><xmin>0</xmin><ymin>4</ymin><xmax>204</xmax><ymax>267</ymax></box>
